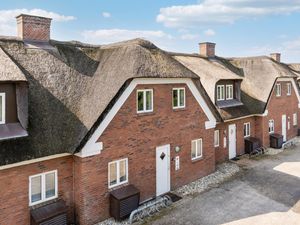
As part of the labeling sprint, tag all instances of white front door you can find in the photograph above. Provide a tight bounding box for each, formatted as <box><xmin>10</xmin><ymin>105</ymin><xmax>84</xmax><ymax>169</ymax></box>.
<box><xmin>228</xmin><ymin>124</ymin><xmax>237</xmax><ymax>159</ymax></box>
<box><xmin>282</xmin><ymin>114</ymin><xmax>287</xmax><ymax>142</ymax></box>
<box><xmin>156</xmin><ymin>144</ymin><xmax>170</xmax><ymax>196</ymax></box>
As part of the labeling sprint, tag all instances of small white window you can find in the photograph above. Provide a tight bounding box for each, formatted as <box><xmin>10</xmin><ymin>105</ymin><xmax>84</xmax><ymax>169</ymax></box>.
<box><xmin>137</xmin><ymin>89</ymin><xmax>153</xmax><ymax>113</ymax></box>
<box><xmin>217</xmin><ymin>85</ymin><xmax>225</xmax><ymax>101</ymax></box>
<box><xmin>275</xmin><ymin>83</ymin><xmax>281</xmax><ymax>96</ymax></box>
<box><xmin>226</xmin><ymin>85</ymin><xmax>233</xmax><ymax>100</ymax></box>
<box><xmin>287</xmin><ymin>83</ymin><xmax>291</xmax><ymax>96</ymax></box>
<box><xmin>214</xmin><ymin>130</ymin><xmax>220</xmax><ymax>147</ymax></box>
<box><xmin>293</xmin><ymin>113</ymin><xmax>297</xmax><ymax>126</ymax></box>
<box><xmin>29</xmin><ymin>170</ymin><xmax>58</xmax><ymax>206</ymax></box>
<box><xmin>173</xmin><ymin>88</ymin><xmax>185</xmax><ymax>109</ymax></box>
<box><xmin>191</xmin><ymin>139</ymin><xmax>203</xmax><ymax>160</ymax></box>
<box><xmin>243</xmin><ymin>122</ymin><xmax>251</xmax><ymax>137</ymax></box>
<box><xmin>108</xmin><ymin>158</ymin><xmax>128</xmax><ymax>188</ymax></box>
<box><xmin>0</xmin><ymin>93</ymin><xmax>5</xmax><ymax>124</ymax></box>
<box><xmin>269</xmin><ymin>119</ymin><xmax>274</xmax><ymax>133</ymax></box>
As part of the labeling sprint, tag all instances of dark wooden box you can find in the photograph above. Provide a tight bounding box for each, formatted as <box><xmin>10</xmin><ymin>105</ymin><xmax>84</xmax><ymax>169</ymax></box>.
<box><xmin>244</xmin><ymin>137</ymin><xmax>261</xmax><ymax>154</ymax></box>
<box><xmin>110</xmin><ymin>185</ymin><xmax>140</xmax><ymax>220</ymax></box>
<box><xmin>30</xmin><ymin>200</ymin><xmax>68</xmax><ymax>225</ymax></box>
<box><xmin>270</xmin><ymin>133</ymin><xmax>283</xmax><ymax>149</ymax></box>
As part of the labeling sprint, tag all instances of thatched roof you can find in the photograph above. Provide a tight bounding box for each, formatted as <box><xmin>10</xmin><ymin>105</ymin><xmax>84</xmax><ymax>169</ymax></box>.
<box><xmin>0</xmin><ymin>46</ymin><xmax>26</xmax><ymax>81</ymax></box>
<box><xmin>172</xmin><ymin>53</ymin><xmax>299</xmax><ymax>121</ymax></box>
<box><xmin>171</xmin><ymin>54</ymin><xmax>243</xmax><ymax>103</ymax></box>
<box><xmin>0</xmin><ymin>37</ymin><xmax>201</xmax><ymax>165</ymax></box>
<box><xmin>230</xmin><ymin>56</ymin><xmax>297</xmax><ymax>105</ymax></box>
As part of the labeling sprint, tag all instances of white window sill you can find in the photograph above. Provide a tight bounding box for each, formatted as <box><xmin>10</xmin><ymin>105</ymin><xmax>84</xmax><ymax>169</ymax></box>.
<box><xmin>108</xmin><ymin>181</ymin><xmax>128</xmax><ymax>190</ymax></box>
<box><xmin>29</xmin><ymin>196</ymin><xmax>58</xmax><ymax>207</ymax></box>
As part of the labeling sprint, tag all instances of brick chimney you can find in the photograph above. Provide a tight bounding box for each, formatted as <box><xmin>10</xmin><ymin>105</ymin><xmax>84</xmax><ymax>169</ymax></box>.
<box><xmin>199</xmin><ymin>42</ymin><xmax>216</xmax><ymax>57</ymax></box>
<box><xmin>270</xmin><ymin>53</ymin><xmax>281</xmax><ymax>62</ymax></box>
<box><xmin>16</xmin><ymin>14</ymin><xmax>52</xmax><ymax>42</ymax></box>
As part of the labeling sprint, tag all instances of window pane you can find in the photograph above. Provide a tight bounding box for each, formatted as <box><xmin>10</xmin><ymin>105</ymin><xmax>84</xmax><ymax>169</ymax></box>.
<box><xmin>31</xmin><ymin>176</ymin><xmax>42</xmax><ymax>203</ymax></box>
<box><xmin>179</xmin><ymin>89</ymin><xmax>185</xmax><ymax>106</ymax></box>
<box><xmin>45</xmin><ymin>173</ymin><xmax>56</xmax><ymax>198</ymax></box>
<box><xmin>119</xmin><ymin>160</ymin><xmax>127</xmax><ymax>183</ymax></box>
<box><xmin>109</xmin><ymin>162</ymin><xmax>117</xmax><ymax>186</ymax></box>
<box><xmin>145</xmin><ymin>91</ymin><xmax>152</xmax><ymax>110</ymax></box>
<box><xmin>137</xmin><ymin>91</ymin><xmax>144</xmax><ymax>111</ymax></box>
<box><xmin>191</xmin><ymin>141</ymin><xmax>197</xmax><ymax>158</ymax></box>
<box><xmin>0</xmin><ymin>96</ymin><xmax>2</xmax><ymax>121</ymax></box>
<box><xmin>198</xmin><ymin>140</ymin><xmax>202</xmax><ymax>157</ymax></box>
<box><xmin>173</xmin><ymin>90</ymin><xmax>178</xmax><ymax>107</ymax></box>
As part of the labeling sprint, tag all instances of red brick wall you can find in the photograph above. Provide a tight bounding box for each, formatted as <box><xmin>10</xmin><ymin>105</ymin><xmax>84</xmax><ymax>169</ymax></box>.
<box><xmin>74</xmin><ymin>83</ymin><xmax>215</xmax><ymax>225</ymax></box>
<box><xmin>259</xmin><ymin>81</ymin><xmax>299</xmax><ymax>146</ymax></box>
<box><xmin>215</xmin><ymin>117</ymin><xmax>256</xmax><ymax>163</ymax></box>
<box><xmin>0</xmin><ymin>156</ymin><xmax>74</xmax><ymax>225</ymax></box>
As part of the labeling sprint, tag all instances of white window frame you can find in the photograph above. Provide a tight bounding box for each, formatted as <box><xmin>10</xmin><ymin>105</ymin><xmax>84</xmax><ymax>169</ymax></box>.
<box><xmin>275</xmin><ymin>83</ymin><xmax>281</xmax><ymax>97</ymax></box>
<box><xmin>243</xmin><ymin>122</ymin><xmax>251</xmax><ymax>138</ymax></box>
<box><xmin>214</xmin><ymin>130</ymin><xmax>220</xmax><ymax>147</ymax></box>
<box><xmin>191</xmin><ymin>138</ymin><xmax>203</xmax><ymax>160</ymax></box>
<box><xmin>172</xmin><ymin>88</ymin><xmax>186</xmax><ymax>109</ymax></box>
<box><xmin>0</xmin><ymin>93</ymin><xmax>5</xmax><ymax>124</ymax></box>
<box><xmin>269</xmin><ymin>119</ymin><xmax>274</xmax><ymax>133</ymax></box>
<box><xmin>226</xmin><ymin>85</ymin><xmax>234</xmax><ymax>100</ymax></box>
<box><xmin>108</xmin><ymin>158</ymin><xmax>128</xmax><ymax>189</ymax></box>
<box><xmin>293</xmin><ymin>113</ymin><xmax>297</xmax><ymax>126</ymax></box>
<box><xmin>287</xmin><ymin>83</ymin><xmax>291</xmax><ymax>96</ymax></box>
<box><xmin>29</xmin><ymin>170</ymin><xmax>58</xmax><ymax>206</ymax></box>
<box><xmin>136</xmin><ymin>89</ymin><xmax>153</xmax><ymax>113</ymax></box>
<box><xmin>216</xmin><ymin>85</ymin><xmax>225</xmax><ymax>101</ymax></box>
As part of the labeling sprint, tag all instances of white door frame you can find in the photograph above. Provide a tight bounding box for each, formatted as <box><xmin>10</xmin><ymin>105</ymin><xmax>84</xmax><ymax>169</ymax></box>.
<box><xmin>282</xmin><ymin>114</ymin><xmax>287</xmax><ymax>142</ymax></box>
<box><xmin>156</xmin><ymin>144</ymin><xmax>170</xmax><ymax>196</ymax></box>
<box><xmin>228</xmin><ymin>124</ymin><xmax>237</xmax><ymax>159</ymax></box>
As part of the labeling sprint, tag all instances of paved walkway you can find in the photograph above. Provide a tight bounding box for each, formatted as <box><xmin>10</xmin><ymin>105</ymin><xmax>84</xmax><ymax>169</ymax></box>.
<box><xmin>144</xmin><ymin>147</ymin><xmax>300</xmax><ymax>225</ymax></box>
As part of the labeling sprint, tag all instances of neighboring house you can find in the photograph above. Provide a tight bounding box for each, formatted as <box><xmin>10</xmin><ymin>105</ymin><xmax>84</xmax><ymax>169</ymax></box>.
<box><xmin>0</xmin><ymin>14</ymin><xmax>299</xmax><ymax>225</ymax></box>
<box><xmin>172</xmin><ymin>45</ymin><xmax>300</xmax><ymax>163</ymax></box>
<box><xmin>0</xmin><ymin>14</ymin><xmax>218</xmax><ymax>225</ymax></box>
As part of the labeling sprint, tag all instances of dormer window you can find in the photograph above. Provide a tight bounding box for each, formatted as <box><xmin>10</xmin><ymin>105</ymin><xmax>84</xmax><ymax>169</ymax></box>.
<box><xmin>215</xmin><ymin>80</ymin><xmax>242</xmax><ymax>108</ymax></box>
<box><xmin>217</xmin><ymin>85</ymin><xmax>225</xmax><ymax>101</ymax></box>
<box><xmin>226</xmin><ymin>85</ymin><xmax>233</xmax><ymax>100</ymax></box>
<box><xmin>0</xmin><ymin>93</ymin><xmax>5</xmax><ymax>124</ymax></box>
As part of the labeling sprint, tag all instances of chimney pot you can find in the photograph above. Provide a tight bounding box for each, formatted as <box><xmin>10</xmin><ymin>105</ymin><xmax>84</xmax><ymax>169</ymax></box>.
<box><xmin>16</xmin><ymin>14</ymin><xmax>52</xmax><ymax>42</ymax></box>
<box><xmin>199</xmin><ymin>42</ymin><xmax>216</xmax><ymax>58</ymax></box>
<box><xmin>270</xmin><ymin>53</ymin><xmax>281</xmax><ymax>62</ymax></box>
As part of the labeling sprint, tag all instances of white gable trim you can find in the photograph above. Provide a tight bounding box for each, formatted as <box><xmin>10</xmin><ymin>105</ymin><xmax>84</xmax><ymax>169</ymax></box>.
<box><xmin>76</xmin><ymin>78</ymin><xmax>217</xmax><ymax>158</ymax></box>
<box><xmin>263</xmin><ymin>78</ymin><xmax>300</xmax><ymax>115</ymax></box>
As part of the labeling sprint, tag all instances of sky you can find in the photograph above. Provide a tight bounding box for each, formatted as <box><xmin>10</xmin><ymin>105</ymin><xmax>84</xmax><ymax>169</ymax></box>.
<box><xmin>1</xmin><ymin>0</ymin><xmax>300</xmax><ymax>63</ymax></box>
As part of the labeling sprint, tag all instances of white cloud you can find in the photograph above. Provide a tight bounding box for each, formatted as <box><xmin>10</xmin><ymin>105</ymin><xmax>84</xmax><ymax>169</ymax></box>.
<box><xmin>81</xmin><ymin>29</ymin><xmax>173</xmax><ymax>46</ymax></box>
<box><xmin>180</xmin><ymin>33</ymin><xmax>199</xmax><ymax>40</ymax></box>
<box><xmin>157</xmin><ymin>0</ymin><xmax>300</xmax><ymax>28</ymax></box>
<box><xmin>102</xmin><ymin>12</ymin><xmax>111</xmax><ymax>18</ymax></box>
<box><xmin>0</xmin><ymin>9</ymin><xmax>75</xmax><ymax>36</ymax></box>
<box><xmin>204</xmin><ymin>29</ymin><xmax>216</xmax><ymax>36</ymax></box>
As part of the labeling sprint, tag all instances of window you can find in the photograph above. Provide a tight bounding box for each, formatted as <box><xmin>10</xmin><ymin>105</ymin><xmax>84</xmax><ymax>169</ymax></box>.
<box><xmin>137</xmin><ymin>89</ymin><xmax>153</xmax><ymax>113</ymax></box>
<box><xmin>217</xmin><ymin>85</ymin><xmax>225</xmax><ymax>101</ymax></box>
<box><xmin>243</xmin><ymin>122</ymin><xmax>251</xmax><ymax>137</ymax></box>
<box><xmin>269</xmin><ymin>120</ymin><xmax>274</xmax><ymax>133</ymax></box>
<box><xmin>191</xmin><ymin>139</ymin><xmax>203</xmax><ymax>160</ymax></box>
<box><xmin>293</xmin><ymin>113</ymin><xmax>297</xmax><ymax>126</ymax></box>
<box><xmin>173</xmin><ymin>88</ymin><xmax>185</xmax><ymax>109</ymax></box>
<box><xmin>226</xmin><ymin>85</ymin><xmax>233</xmax><ymax>100</ymax></box>
<box><xmin>108</xmin><ymin>158</ymin><xmax>128</xmax><ymax>188</ymax></box>
<box><xmin>214</xmin><ymin>130</ymin><xmax>220</xmax><ymax>147</ymax></box>
<box><xmin>275</xmin><ymin>83</ymin><xmax>281</xmax><ymax>96</ymax></box>
<box><xmin>0</xmin><ymin>93</ymin><xmax>5</xmax><ymax>124</ymax></box>
<box><xmin>287</xmin><ymin>83</ymin><xmax>291</xmax><ymax>96</ymax></box>
<box><xmin>29</xmin><ymin>170</ymin><xmax>57</xmax><ymax>206</ymax></box>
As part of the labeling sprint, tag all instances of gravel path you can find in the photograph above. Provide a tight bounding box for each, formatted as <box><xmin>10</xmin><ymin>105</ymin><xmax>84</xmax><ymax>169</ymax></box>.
<box><xmin>97</xmin><ymin>162</ymin><xmax>239</xmax><ymax>225</ymax></box>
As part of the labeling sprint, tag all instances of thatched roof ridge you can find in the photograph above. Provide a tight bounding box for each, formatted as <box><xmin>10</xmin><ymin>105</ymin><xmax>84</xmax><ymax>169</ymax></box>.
<box><xmin>0</xmin><ymin>38</ymin><xmax>203</xmax><ymax>165</ymax></box>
